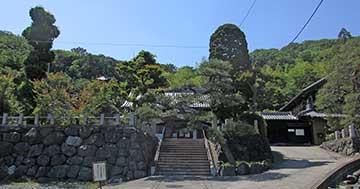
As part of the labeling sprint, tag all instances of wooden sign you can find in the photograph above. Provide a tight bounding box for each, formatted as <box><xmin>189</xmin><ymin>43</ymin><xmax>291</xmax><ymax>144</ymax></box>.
<box><xmin>93</xmin><ymin>161</ymin><xmax>107</xmax><ymax>182</ymax></box>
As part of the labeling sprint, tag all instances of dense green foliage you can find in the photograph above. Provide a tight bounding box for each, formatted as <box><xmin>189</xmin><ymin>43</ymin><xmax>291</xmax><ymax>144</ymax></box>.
<box><xmin>251</xmin><ymin>37</ymin><xmax>358</xmax><ymax>110</ymax></box>
<box><xmin>22</xmin><ymin>6</ymin><xmax>60</xmax><ymax>81</ymax></box>
<box><xmin>209</xmin><ymin>24</ymin><xmax>251</xmax><ymax>71</ymax></box>
<box><xmin>315</xmin><ymin>37</ymin><xmax>360</xmax><ymax>130</ymax></box>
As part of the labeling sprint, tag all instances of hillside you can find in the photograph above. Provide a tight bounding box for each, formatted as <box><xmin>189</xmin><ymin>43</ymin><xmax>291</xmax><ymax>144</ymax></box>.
<box><xmin>251</xmin><ymin>36</ymin><xmax>360</xmax><ymax>110</ymax></box>
<box><xmin>1</xmin><ymin>30</ymin><xmax>359</xmax><ymax>112</ymax></box>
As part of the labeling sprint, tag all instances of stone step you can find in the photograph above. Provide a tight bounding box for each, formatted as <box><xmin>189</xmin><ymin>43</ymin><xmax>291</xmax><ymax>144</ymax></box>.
<box><xmin>157</xmin><ymin>159</ymin><xmax>210</xmax><ymax>163</ymax></box>
<box><xmin>156</xmin><ymin>172</ymin><xmax>211</xmax><ymax>176</ymax></box>
<box><xmin>159</xmin><ymin>157</ymin><xmax>208</xmax><ymax>161</ymax></box>
<box><xmin>162</xmin><ymin>142</ymin><xmax>204</xmax><ymax>145</ymax></box>
<box><xmin>157</xmin><ymin>164</ymin><xmax>210</xmax><ymax>169</ymax></box>
<box><xmin>158</xmin><ymin>167</ymin><xmax>210</xmax><ymax>172</ymax></box>
<box><xmin>161</xmin><ymin>146</ymin><xmax>205</xmax><ymax>149</ymax></box>
<box><xmin>159</xmin><ymin>155</ymin><xmax>207</xmax><ymax>159</ymax></box>
<box><xmin>160</xmin><ymin>151</ymin><xmax>207</xmax><ymax>154</ymax></box>
<box><xmin>165</xmin><ymin>138</ymin><xmax>203</xmax><ymax>141</ymax></box>
<box><xmin>156</xmin><ymin>161</ymin><xmax>209</xmax><ymax>166</ymax></box>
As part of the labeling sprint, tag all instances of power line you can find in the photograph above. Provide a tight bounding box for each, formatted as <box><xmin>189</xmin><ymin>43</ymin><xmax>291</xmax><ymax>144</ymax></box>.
<box><xmin>290</xmin><ymin>0</ymin><xmax>325</xmax><ymax>43</ymax></box>
<box><xmin>28</xmin><ymin>40</ymin><xmax>208</xmax><ymax>49</ymax></box>
<box><xmin>240</xmin><ymin>0</ymin><xmax>257</xmax><ymax>27</ymax></box>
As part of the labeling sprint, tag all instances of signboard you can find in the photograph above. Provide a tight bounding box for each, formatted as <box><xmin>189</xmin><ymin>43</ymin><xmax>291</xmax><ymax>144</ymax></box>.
<box><xmin>295</xmin><ymin>129</ymin><xmax>305</xmax><ymax>136</ymax></box>
<box><xmin>93</xmin><ymin>161</ymin><xmax>107</xmax><ymax>182</ymax></box>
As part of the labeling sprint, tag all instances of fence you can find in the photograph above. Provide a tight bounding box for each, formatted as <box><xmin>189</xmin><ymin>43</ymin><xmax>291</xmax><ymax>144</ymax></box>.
<box><xmin>0</xmin><ymin>113</ymin><xmax>130</xmax><ymax>127</ymax></box>
<box><xmin>333</xmin><ymin>124</ymin><xmax>358</xmax><ymax>140</ymax></box>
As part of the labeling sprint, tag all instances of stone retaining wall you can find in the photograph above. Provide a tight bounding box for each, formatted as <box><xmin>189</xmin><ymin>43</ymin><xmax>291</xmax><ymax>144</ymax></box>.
<box><xmin>0</xmin><ymin>125</ymin><xmax>157</xmax><ymax>183</ymax></box>
<box><xmin>320</xmin><ymin>137</ymin><xmax>360</xmax><ymax>156</ymax></box>
<box><xmin>219</xmin><ymin>134</ymin><xmax>273</xmax><ymax>162</ymax></box>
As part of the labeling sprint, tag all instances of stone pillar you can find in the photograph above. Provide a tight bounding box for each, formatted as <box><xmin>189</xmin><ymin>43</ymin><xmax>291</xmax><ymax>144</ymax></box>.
<box><xmin>193</xmin><ymin>129</ymin><xmax>197</xmax><ymax>139</ymax></box>
<box><xmin>335</xmin><ymin>130</ymin><xmax>340</xmax><ymax>140</ymax></box>
<box><xmin>99</xmin><ymin>114</ymin><xmax>105</xmax><ymax>126</ymax></box>
<box><xmin>349</xmin><ymin>124</ymin><xmax>356</xmax><ymax>138</ymax></box>
<box><xmin>151</xmin><ymin>121</ymin><xmax>157</xmax><ymax>136</ymax></box>
<box><xmin>34</xmin><ymin>114</ymin><xmax>39</xmax><ymax>126</ymax></box>
<box><xmin>224</xmin><ymin>119</ymin><xmax>229</xmax><ymax>126</ymax></box>
<box><xmin>129</xmin><ymin>111</ymin><xmax>135</xmax><ymax>127</ymax></box>
<box><xmin>115</xmin><ymin>114</ymin><xmax>120</xmax><ymax>126</ymax></box>
<box><xmin>212</xmin><ymin>117</ymin><xmax>217</xmax><ymax>128</ymax></box>
<box><xmin>48</xmin><ymin>114</ymin><xmax>55</xmax><ymax>125</ymax></box>
<box><xmin>18</xmin><ymin>113</ymin><xmax>24</xmax><ymax>126</ymax></box>
<box><xmin>83</xmin><ymin>115</ymin><xmax>88</xmax><ymax>125</ymax></box>
<box><xmin>254</xmin><ymin>120</ymin><xmax>259</xmax><ymax>134</ymax></box>
<box><xmin>341</xmin><ymin>129</ymin><xmax>346</xmax><ymax>138</ymax></box>
<box><xmin>2</xmin><ymin>113</ymin><xmax>8</xmax><ymax>126</ymax></box>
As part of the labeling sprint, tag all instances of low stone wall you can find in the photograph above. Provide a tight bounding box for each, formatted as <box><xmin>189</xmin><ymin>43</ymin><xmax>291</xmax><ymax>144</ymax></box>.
<box><xmin>0</xmin><ymin>125</ymin><xmax>157</xmax><ymax>183</ymax></box>
<box><xmin>320</xmin><ymin>137</ymin><xmax>360</xmax><ymax>156</ymax></box>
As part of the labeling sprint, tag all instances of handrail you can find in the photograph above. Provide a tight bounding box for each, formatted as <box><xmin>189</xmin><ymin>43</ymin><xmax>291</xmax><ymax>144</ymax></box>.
<box><xmin>203</xmin><ymin>129</ymin><xmax>218</xmax><ymax>176</ymax></box>
<box><xmin>154</xmin><ymin>127</ymin><xmax>166</xmax><ymax>162</ymax></box>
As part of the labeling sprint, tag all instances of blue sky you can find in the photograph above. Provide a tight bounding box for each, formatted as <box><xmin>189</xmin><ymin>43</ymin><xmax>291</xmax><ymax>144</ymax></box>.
<box><xmin>1</xmin><ymin>0</ymin><xmax>359</xmax><ymax>67</ymax></box>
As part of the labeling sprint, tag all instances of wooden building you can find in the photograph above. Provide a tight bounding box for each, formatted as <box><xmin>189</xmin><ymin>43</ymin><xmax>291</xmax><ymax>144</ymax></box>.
<box><xmin>261</xmin><ymin>78</ymin><xmax>333</xmax><ymax>145</ymax></box>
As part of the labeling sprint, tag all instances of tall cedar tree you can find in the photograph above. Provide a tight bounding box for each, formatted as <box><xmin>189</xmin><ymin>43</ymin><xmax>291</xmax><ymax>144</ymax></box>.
<box><xmin>209</xmin><ymin>24</ymin><xmax>251</xmax><ymax>71</ymax></box>
<box><xmin>22</xmin><ymin>6</ymin><xmax>60</xmax><ymax>80</ymax></box>
<box><xmin>208</xmin><ymin>24</ymin><xmax>254</xmax><ymax>115</ymax></box>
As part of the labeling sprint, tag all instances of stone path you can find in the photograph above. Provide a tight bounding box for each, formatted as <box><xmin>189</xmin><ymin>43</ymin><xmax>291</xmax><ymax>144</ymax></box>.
<box><xmin>105</xmin><ymin>146</ymin><xmax>347</xmax><ymax>189</ymax></box>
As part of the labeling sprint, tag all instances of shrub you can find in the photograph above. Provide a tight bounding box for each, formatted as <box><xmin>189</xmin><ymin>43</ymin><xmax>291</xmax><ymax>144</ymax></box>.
<box><xmin>223</xmin><ymin>121</ymin><xmax>256</xmax><ymax>140</ymax></box>
<box><xmin>207</xmin><ymin>127</ymin><xmax>225</xmax><ymax>145</ymax></box>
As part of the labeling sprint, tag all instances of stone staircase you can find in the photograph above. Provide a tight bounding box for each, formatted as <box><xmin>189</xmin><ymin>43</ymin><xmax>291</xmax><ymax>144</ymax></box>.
<box><xmin>155</xmin><ymin>138</ymin><xmax>211</xmax><ymax>176</ymax></box>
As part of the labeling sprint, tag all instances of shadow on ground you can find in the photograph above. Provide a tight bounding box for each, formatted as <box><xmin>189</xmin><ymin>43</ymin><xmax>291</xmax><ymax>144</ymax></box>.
<box><xmin>273</xmin><ymin>159</ymin><xmax>332</xmax><ymax>169</ymax></box>
<box><xmin>144</xmin><ymin>171</ymin><xmax>290</xmax><ymax>183</ymax></box>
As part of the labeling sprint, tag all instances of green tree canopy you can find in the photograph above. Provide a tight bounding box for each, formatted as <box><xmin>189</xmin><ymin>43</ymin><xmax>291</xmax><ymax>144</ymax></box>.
<box><xmin>116</xmin><ymin>50</ymin><xmax>168</xmax><ymax>108</ymax></box>
<box><xmin>199</xmin><ymin>59</ymin><xmax>246</xmax><ymax>120</ymax></box>
<box><xmin>209</xmin><ymin>24</ymin><xmax>251</xmax><ymax>71</ymax></box>
<box><xmin>22</xmin><ymin>6</ymin><xmax>60</xmax><ymax>80</ymax></box>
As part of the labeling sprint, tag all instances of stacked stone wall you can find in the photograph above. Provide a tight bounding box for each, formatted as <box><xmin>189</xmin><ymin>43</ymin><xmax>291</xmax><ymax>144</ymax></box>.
<box><xmin>0</xmin><ymin>125</ymin><xmax>157</xmax><ymax>183</ymax></box>
<box><xmin>320</xmin><ymin>137</ymin><xmax>360</xmax><ymax>156</ymax></box>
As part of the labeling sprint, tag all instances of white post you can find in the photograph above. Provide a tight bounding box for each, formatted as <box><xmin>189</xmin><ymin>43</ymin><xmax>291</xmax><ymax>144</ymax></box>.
<box><xmin>18</xmin><ymin>113</ymin><xmax>24</xmax><ymax>126</ymax></box>
<box><xmin>225</xmin><ymin>119</ymin><xmax>229</xmax><ymax>126</ymax></box>
<box><xmin>129</xmin><ymin>111</ymin><xmax>135</xmax><ymax>127</ymax></box>
<box><xmin>115</xmin><ymin>114</ymin><xmax>120</xmax><ymax>126</ymax></box>
<box><xmin>2</xmin><ymin>113</ymin><xmax>8</xmax><ymax>126</ymax></box>
<box><xmin>48</xmin><ymin>114</ymin><xmax>55</xmax><ymax>125</ymax></box>
<box><xmin>83</xmin><ymin>115</ymin><xmax>88</xmax><ymax>125</ymax></box>
<box><xmin>100</xmin><ymin>114</ymin><xmax>105</xmax><ymax>126</ymax></box>
<box><xmin>341</xmin><ymin>129</ymin><xmax>346</xmax><ymax>138</ymax></box>
<box><xmin>349</xmin><ymin>124</ymin><xmax>356</xmax><ymax>138</ymax></box>
<box><xmin>193</xmin><ymin>129</ymin><xmax>197</xmax><ymax>139</ymax></box>
<box><xmin>254</xmin><ymin>120</ymin><xmax>259</xmax><ymax>134</ymax></box>
<box><xmin>212</xmin><ymin>117</ymin><xmax>217</xmax><ymax>128</ymax></box>
<box><xmin>34</xmin><ymin>114</ymin><xmax>39</xmax><ymax>126</ymax></box>
<box><xmin>335</xmin><ymin>130</ymin><xmax>340</xmax><ymax>140</ymax></box>
<box><xmin>151</xmin><ymin>121</ymin><xmax>156</xmax><ymax>136</ymax></box>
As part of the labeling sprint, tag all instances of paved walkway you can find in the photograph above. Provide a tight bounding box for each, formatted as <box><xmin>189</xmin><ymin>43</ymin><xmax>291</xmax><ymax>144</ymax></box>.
<box><xmin>105</xmin><ymin>146</ymin><xmax>347</xmax><ymax>189</ymax></box>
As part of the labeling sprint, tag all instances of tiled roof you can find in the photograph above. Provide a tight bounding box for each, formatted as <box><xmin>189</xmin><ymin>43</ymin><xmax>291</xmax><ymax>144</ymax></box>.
<box><xmin>280</xmin><ymin>77</ymin><xmax>327</xmax><ymax>111</ymax></box>
<box><xmin>301</xmin><ymin>111</ymin><xmax>347</xmax><ymax>118</ymax></box>
<box><xmin>261</xmin><ymin>112</ymin><xmax>298</xmax><ymax>120</ymax></box>
<box><xmin>122</xmin><ymin>91</ymin><xmax>210</xmax><ymax>109</ymax></box>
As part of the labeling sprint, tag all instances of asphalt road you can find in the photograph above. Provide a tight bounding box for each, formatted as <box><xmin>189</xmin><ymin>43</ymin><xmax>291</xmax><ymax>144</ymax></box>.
<box><xmin>105</xmin><ymin>146</ymin><xmax>347</xmax><ymax>189</ymax></box>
